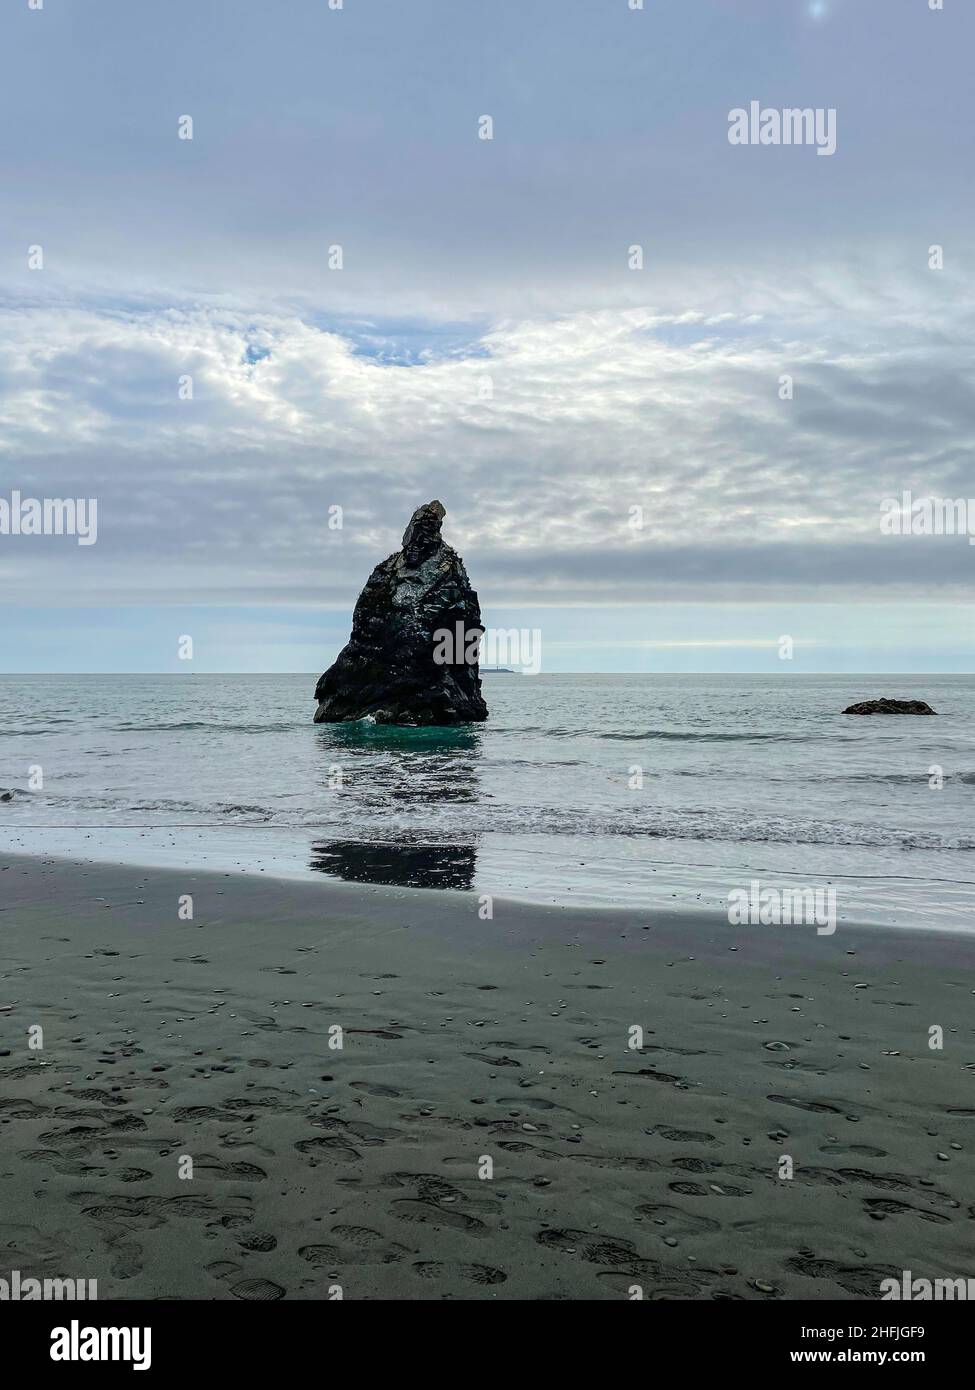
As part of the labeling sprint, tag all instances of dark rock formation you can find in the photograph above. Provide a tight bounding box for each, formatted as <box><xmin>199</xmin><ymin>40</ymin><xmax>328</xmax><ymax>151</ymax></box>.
<box><xmin>843</xmin><ymin>699</ymin><xmax>937</xmax><ymax>715</ymax></box>
<box><xmin>314</xmin><ymin>501</ymin><xmax>489</xmax><ymax>725</ymax></box>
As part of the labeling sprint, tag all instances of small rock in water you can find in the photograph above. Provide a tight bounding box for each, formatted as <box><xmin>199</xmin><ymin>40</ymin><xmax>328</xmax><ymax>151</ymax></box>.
<box><xmin>842</xmin><ymin>698</ymin><xmax>937</xmax><ymax>715</ymax></box>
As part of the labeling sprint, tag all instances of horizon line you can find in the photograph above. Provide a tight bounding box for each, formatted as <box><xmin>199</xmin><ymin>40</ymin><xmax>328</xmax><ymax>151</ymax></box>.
<box><xmin>0</xmin><ymin>671</ymin><xmax>970</xmax><ymax>680</ymax></box>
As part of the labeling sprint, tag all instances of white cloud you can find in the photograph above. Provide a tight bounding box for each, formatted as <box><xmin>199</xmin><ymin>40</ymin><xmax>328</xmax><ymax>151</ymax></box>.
<box><xmin>1</xmin><ymin>260</ymin><xmax>973</xmax><ymax>608</ymax></box>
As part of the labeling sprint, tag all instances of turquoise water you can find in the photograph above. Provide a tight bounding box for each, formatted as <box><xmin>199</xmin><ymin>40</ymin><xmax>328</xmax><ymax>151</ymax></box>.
<box><xmin>1</xmin><ymin>673</ymin><xmax>973</xmax><ymax>929</ymax></box>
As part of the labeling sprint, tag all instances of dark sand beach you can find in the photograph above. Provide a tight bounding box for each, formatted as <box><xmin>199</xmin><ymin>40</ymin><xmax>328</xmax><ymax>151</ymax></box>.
<box><xmin>1</xmin><ymin>852</ymin><xmax>973</xmax><ymax>1301</ymax></box>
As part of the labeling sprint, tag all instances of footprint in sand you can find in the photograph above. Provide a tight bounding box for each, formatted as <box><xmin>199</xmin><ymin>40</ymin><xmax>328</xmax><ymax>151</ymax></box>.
<box><xmin>295</xmin><ymin>1136</ymin><xmax>361</xmax><ymax>1164</ymax></box>
<box><xmin>536</xmin><ymin>1227</ymin><xmax>720</xmax><ymax>1296</ymax></box>
<box><xmin>173</xmin><ymin>1105</ymin><xmax>240</xmax><ymax>1123</ymax></box>
<box><xmin>385</xmin><ymin>1173</ymin><xmax>502</xmax><ymax>1214</ymax></box>
<box><xmin>394</xmin><ymin>1200</ymin><xmax>488</xmax><ymax>1234</ymax></box>
<box><xmin>109</xmin><ymin>1244</ymin><xmax>144</xmax><ymax>1280</ymax></box>
<box><xmin>668</xmin><ymin>1180</ymin><xmax>751</xmax><ymax>1197</ymax></box>
<box><xmin>482</xmin><ymin>1118</ymin><xmax>544</xmax><ymax>1134</ymax></box>
<box><xmin>654</xmin><ymin>1127</ymin><xmax>720</xmax><ymax>1144</ymax></box>
<box><xmin>298</xmin><ymin>1244</ymin><xmax>342</xmax><ymax>1266</ymax></box>
<box><xmin>787</xmin><ymin>1255</ymin><xmax>899</xmax><ymax>1298</ymax></box>
<box><xmin>794</xmin><ymin>1166</ymin><xmax>846</xmax><ymax>1187</ymax></box>
<box><xmin>300</xmin><ymin>1227</ymin><xmax>409</xmax><ymax>1265</ymax></box>
<box><xmin>238</xmin><ymin>1232</ymin><xmax>278</xmax><ymax>1251</ymax></box>
<box><xmin>0</xmin><ymin>1097</ymin><xmax>52</xmax><ymax>1119</ymax></box>
<box><xmin>412</xmin><ymin>1261</ymin><xmax>506</xmax><ymax>1284</ymax></box>
<box><xmin>497</xmin><ymin>1096</ymin><xmax>559</xmax><ymax>1111</ymax></box>
<box><xmin>670</xmin><ymin>1157</ymin><xmax>728</xmax><ymax>1174</ymax></box>
<box><xmin>196</xmin><ymin>1156</ymin><xmax>268</xmax><ymax>1182</ymax></box>
<box><xmin>862</xmin><ymin>1198</ymin><xmax>949</xmax><ymax>1224</ymax></box>
<box><xmin>74</xmin><ymin>1192</ymin><xmax>255</xmax><ymax>1238</ymax></box>
<box><xmin>21</xmin><ymin>1147</ymin><xmax>108</xmax><ymax>1178</ymax></box>
<box><xmin>820</xmin><ymin>1142</ymin><xmax>887</xmax><ymax>1157</ymax></box>
<box><xmin>837</xmin><ymin>1168</ymin><xmax>960</xmax><ymax>1208</ymax></box>
<box><xmin>635</xmin><ymin>1203</ymin><xmax>720</xmax><ymax>1236</ymax></box>
<box><xmin>612</xmin><ymin>1067</ymin><xmax>685</xmax><ymax>1085</ymax></box>
<box><xmin>312</xmin><ymin>1116</ymin><xmax>400</xmax><ymax>1145</ymax></box>
<box><xmin>64</xmin><ymin>1088</ymin><xmax>127</xmax><ymax>1106</ymax></box>
<box><xmin>229</xmin><ymin>1278</ymin><xmax>285</xmax><ymax>1301</ymax></box>
<box><xmin>464</xmin><ymin>1053</ymin><xmax>522</xmax><ymax>1067</ymax></box>
<box><xmin>331</xmin><ymin>1225</ymin><xmax>411</xmax><ymax>1261</ymax></box>
<box><xmin>767</xmin><ymin>1094</ymin><xmax>841</xmax><ymax>1114</ymax></box>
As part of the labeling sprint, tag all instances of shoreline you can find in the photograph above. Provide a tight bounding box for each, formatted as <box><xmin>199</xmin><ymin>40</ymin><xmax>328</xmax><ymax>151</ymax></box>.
<box><xmin>1</xmin><ymin>852</ymin><xmax>973</xmax><ymax>1300</ymax></box>
<box><xmin>1</xmin><ymin>831</ymin><xmax>969</xmax><ymax>934</ymax></box>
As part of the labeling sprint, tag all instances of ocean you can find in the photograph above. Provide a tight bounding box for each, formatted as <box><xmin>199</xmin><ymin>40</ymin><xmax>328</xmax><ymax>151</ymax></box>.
<box><xmin>1</xmin><ymin>672</ymin><xmax>972</xmax><ymax>930</ymax></box>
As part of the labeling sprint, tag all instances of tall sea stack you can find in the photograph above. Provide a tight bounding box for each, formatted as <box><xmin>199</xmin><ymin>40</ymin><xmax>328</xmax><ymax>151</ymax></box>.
<box><xmin>314</xmin><ymin>501</ymin><xmax>489</xmax><ymax>725</ymax></box>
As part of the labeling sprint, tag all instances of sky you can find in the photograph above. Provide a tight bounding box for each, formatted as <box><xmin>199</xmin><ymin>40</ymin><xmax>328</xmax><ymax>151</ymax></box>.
<box><xmin>1</xmin><ymin>0</ymin><xmax>973</xmax><ymax>673</ymax></box>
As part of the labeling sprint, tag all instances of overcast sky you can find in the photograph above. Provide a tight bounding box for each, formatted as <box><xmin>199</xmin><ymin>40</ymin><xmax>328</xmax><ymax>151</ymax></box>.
<box><xmin>1</xmin><ymin>0</ymin><xmax>973</xmax><ymax>673</ymax></box>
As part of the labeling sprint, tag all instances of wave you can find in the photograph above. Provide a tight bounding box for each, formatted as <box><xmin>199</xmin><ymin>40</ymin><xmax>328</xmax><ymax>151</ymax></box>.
<box><xmin>508</xmin><ymin>724</ymin><xmax>824</xmax><ymax>742</ymax></box>
<box><xmin>596</xmin><ymin>730</ymin><xmax>830</xmax><ymax>743</ymax></box>
<box><xmin>0</xmin><ymin>728</ymin><xmax>68</xmax><ymax>737</ymax></box>
<box><xmin>661</xmin><ymin>768</ymin><xmax>975</xmax><ymax>786</ymax></box>
<box><xmin>126</xmin><ymin>800</ymin><xmax>274</xmax><ymax>820</ymax></box>
<box><xmin>7</xmin><ymin>794</ymin><xmax>973</xmax><ymax>851</ymax></box>
<box><xmin>108</xmin><ymin>721</ymin><xmax>299</xmax><ymax>733</ymax></box>
<box><xmin>8</xmin><ymin>795</ymin><xmax>274</xmax><ymax>821</ymax></box>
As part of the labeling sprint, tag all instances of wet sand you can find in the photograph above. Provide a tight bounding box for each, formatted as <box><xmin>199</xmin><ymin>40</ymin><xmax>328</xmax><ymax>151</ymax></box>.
<box><xmin>1</xmin><ymin>852</ymin><xmax>973</xmax><ymax>1301</ymax></box>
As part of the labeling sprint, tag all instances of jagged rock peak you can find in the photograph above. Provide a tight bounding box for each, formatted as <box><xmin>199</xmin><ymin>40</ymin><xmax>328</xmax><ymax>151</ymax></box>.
<box><xmin>401</xmin><ymin>499</ymin><xmax>446</xmax><ymax>565</ymax></box>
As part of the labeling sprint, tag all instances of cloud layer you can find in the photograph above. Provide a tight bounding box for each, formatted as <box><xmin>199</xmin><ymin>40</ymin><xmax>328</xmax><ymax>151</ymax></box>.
<box><xmin>2</xmin><ymin>262</ymin><xmax>974</xmax><ymax>611</ymax></box>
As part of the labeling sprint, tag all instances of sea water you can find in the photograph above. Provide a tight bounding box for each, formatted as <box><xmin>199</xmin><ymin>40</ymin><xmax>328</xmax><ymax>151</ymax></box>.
<box><xmin>0</xmin><ymin>672</ymin><xmax>972</xmax><ymax>930</ymax></box>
